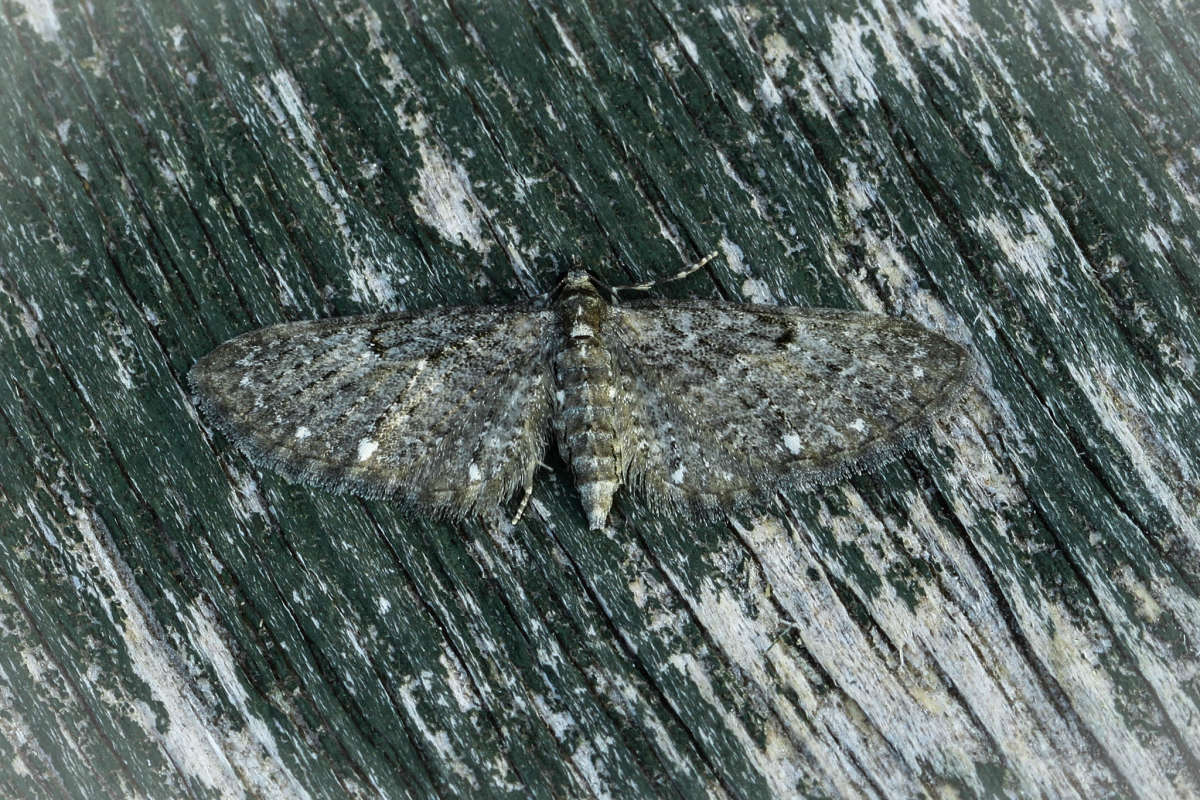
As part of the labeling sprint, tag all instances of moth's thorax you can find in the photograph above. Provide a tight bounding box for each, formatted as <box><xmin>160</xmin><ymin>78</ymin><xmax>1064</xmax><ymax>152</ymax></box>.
<box><xmin>555</xmin><ymin>272</ymin><xmax>609</xmax><ymax>340</ymax></box>
<box><xmin>553</xmin><ymin>271</ymin><xmax>620</xmax><ymax>528</ymax></box>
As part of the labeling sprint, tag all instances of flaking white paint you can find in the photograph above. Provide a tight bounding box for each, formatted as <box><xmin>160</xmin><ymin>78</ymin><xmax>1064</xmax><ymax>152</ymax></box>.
<box><xmin>12</xmin><ymin>0</ymin><xmax>59</xmax><ymax>41</ymax></box>
<box><xmin>666</xmin><ymin>651</ymin><xmax>805</xmax><ymax>797</ymax></box>
<box><xmin>186</xmin><ymin>601</ymin><xmax>314</xmax><ymax>800</ymax></box>
<box><xmin>52</xmin><ymin>505</ymin><xmax>248</xmax><ymax>797</ymax></box>
<box><xmin>257</xmin><ymin>69</ymin><xmax>400</xmax><ymax>308</ymax></box>
<box><xmin>409</xmin><ymin>125</ymin><xmax>490</xmax><ymax>254</ymax></box>
<box><xmin>977</xmin><ymin>210</ymin><xmax>1200</xmax><ymax>551</ymax></box>
<box><xmin>397</xmin><ymin>677</ymin><xmax>476</xmax><ymax>786</ymax></box>
<box><xmin>549</xmin><ymin>12</ymin><xmax>587</xmax><ymax>73</ymax></box>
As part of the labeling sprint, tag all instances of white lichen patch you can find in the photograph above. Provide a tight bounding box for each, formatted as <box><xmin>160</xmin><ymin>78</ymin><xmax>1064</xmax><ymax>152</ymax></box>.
<box><xmin>821</xmin><ymin>16</ymin><xmax>881</xmax><ymax>105</ymax></box>
<box><xmin>1111</xmin><ymin>565</ymin><xmax>1164</xmax><ymax>625</ymax></box>
<box><xmin>529</xmin><ymin>693</ymin><xmax>575</xmax><ymax>738</ymax></box>
<box><xmin>758</xmin><ymin>74</ymin><xmax>783</xmax><ymax>108</ymax></box>
<box><xmin>272</xmin><ymin>272</ymin><xmax>302</xmax><ymax>308</ymax></box>
<box><xmin>264</xmin><ymin>69</ymin><xmax>320</xmax><ymax>155</ymax></box>
<box><xmin>652</xmin><ymin>41</ymin><xmax>683</xmax><ymax>73</ymax></box>
<box><xmin>468</xmin><ymin>463</ymin><xmax>482</xmax><ymax>482</ymax></box>
<box><xmin>835</xmin><ymin>163</ymin><xmax>969</xmax><ymax>346</ymax></box>
<box><xmin>347</xmin><ymin>267</ymin><xmax>399</xmax><ymax>309</ymax></box>
<box><xmin>971</xmin><ymin>209</ymin><xmax>1063</xmax><ymax>287</ymax></box>
<box><xmin>1069</xmin><ymin>0</ymin><xmax>1138</xmax><ymax>53</ymax></box>
<box><xmin>438</xmin><ymin>650</ymin><xmax>481</xmax><ymax>714</ymax></box>
<box><xmin>352</xmin><ymin>3</ymin><xmax>414</xmax><ymax>95</ymax></box>
<box><xmin>677</xmin><ymin>32</ymin><xmax>699</xmax><ymax>63</ymax></box>
<box><xmin>740</xmin><ymin>277</ymin><xmax>774</xmax><ymax>304</ymax></box>
<box><xmin>294</xmin><ymin>426</ymin><xmax>312</xmax><ymax>440</ymax></box>
<box><xmin>233</xmin><ymin>469</ymin><xmax>267</xmax><ymax>519</ymax></box>
<box><xmin>356</xmin><ymin>438</ymin><xmax>380</xmax><ymax>461</ymax></box>
<box><xmin>905</xmin><ymin>0</ymin><xmax>988</xmax><ymax>60</ymax></box>
<box><xmin>936</xmin><ymin>400</ymin><xmax>1028</xmax><ymax>518</ymax></box>
<box><xmin>714</xmin><ymin>150</ymin><xmax>770</xmax><ymax>220</ymax></box>
<box><xmin>11</xmin><ymin>294</ymin><xmax>42</xmax><ymax>340</ymax></box>
<box><xmin>976</xmin><ymin>209</ymin><xmax>1200</xmax><ymax>549</ymax></box>
<box><xmin>762</xmin><ymin>32</ymin><xmax>798</xmax><ymax>79</ymax></box>
<box><xmin>666</xmin><ymin>650</ymin><xmax>805</xmax><ymax>796</ymax></box>
<box><xmin>719</xmin><ymin>237</ymin><xmax>747</xmax><ymax>274</ymax></box>
<box><xmin>694</xmin><ymin>582</ymin><xmax>774</xmax><ymax>666</ymax></box>
<box><xmin>1066</xmin><ymin>361</ymin><xmax>1200</xmax><ymax>551</ymax></box>
<box><xmin>649</xmin><ymin>526</ymin><xmax>896</xmax><ymax>796</ymax></box>
<box><xmin>106</xmin><ymin>345</ymin><xmax>136</xmax><ymax>390</ymax></box>
<box><xmin>526</xmin><ymin>693</ymin><xmax>620</xmax><ymax>798</ymax></box>
<box><xmin>1042</xmin><ymin>602</ymin><xmax>1180</xmax><ymax>797</ymax></box>
<box><xmin>782</xmin><ymin>432</ymin><xmax>803</xmax><ymax>454</ymax></box>
<box><xmin>749</xmin><ymin>498</ymin><xmax>1111</xmax><ymax>797</ymax></box>
<box><xmin>410</xmin><ymin>134</ymin><xmax>489</xmax><ymax>254</ymax></box>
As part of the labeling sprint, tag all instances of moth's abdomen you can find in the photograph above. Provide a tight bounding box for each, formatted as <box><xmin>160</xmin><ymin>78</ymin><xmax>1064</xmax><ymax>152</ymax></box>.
<box><xmin>554</xmin><ymin>276</ymin><xmax>620</xmax><ymax>529</ymax></box>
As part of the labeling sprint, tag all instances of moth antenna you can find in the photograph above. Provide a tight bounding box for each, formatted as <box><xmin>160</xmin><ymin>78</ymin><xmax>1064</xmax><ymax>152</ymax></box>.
<box><xmin>616</xmin><ymin>249</ymin><xmax>719</xmax><ymax>295</ymax></box>
<box><xmin>510</xmin><ymin>483</ymin><xmax>533</xmax><ymax>525</ymax></box>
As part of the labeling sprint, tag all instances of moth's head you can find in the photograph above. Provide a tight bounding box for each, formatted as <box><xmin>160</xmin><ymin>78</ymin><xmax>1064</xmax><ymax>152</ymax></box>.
<box><xmin>553</xmin><ymin>269</ymin><xmax>612</xmax><ymax>298</ymax></box>
<box><xmin>561</xmin><ymin>270</ymin><xmax>595</xmax><ymax>290</ymax></box>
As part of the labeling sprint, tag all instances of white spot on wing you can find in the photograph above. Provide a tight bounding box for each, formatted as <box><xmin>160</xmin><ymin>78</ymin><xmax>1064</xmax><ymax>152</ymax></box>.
<box><xmin>782</xmin><ymin>432</ymin><xmax>802</xmax><ymax>454</ymax></box>
<box><xmin>295</xmin><ymin>426</ymin><xmax>312</xmax><ymax>440</ymax></box>
<box><xmin>671</xmin><ymin>466</ymin><xmax>686</xmax><ymax>484</ymax></box>
<box><xmin>850</xmin><ymin>418</ymin><xmax>868</xmax><ymax>434</ymax></box>
<box><xmin>469</xmin><ymin>463</ymin><xmax>482</xmax><ymax>482</ymax></box>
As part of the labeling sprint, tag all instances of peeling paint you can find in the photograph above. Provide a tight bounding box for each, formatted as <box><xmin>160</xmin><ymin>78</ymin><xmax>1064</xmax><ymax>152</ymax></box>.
<box><xmin>185</xmin><ymin>601</ymin><xmax>314</xmax><ymax>800</ymax></box>
<box><xmin>410</xmin><ymin>135</ymin><xmax>489</xmax><ymax>254</ymax></box>
<box><xmin>56</xmin><ymin>504</ymin><xmax>248</xmax><ymax>797</ymax></box>
<box><xmin>12</xmin><ymin>0</ymin><xmax>59</xmax><ymax>42</ymax></box>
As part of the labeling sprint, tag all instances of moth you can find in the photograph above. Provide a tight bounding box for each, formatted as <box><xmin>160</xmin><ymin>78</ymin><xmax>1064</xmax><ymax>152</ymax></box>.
<box><xmin>190</xmin><ymin>258</ymin><xmax>970</xmax><ymax>529</ymax></box>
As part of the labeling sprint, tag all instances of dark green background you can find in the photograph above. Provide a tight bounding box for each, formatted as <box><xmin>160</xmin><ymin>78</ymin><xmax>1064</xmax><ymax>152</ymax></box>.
<box><xmin>2</xmin><ymin>0</ymin><xmax>1198</xmax><ymax>797</ymax></box>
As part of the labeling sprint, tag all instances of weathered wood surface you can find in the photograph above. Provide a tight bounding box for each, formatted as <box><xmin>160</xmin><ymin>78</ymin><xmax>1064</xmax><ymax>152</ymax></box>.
<box><xmin>2</xmin><ymin>0</ymin><xmax>1198</xmax><ymax>797</ymax></box>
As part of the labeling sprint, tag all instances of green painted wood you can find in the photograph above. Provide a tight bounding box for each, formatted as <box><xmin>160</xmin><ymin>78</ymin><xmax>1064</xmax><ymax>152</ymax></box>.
<box><xmin>1</xmin><ymin>0</ymin><xmax>1198</xmax><ymax>797</ymax></box>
